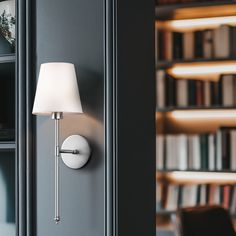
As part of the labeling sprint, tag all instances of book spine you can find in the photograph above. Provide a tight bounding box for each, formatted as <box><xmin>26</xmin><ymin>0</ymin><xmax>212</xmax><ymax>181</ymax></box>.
<box><xmin>173</xmin><ymin>32</ymin><xmax>183</xmax><ymax>60</ymax></box>
<box><xmin>216</xmin><ymin>130</ymin><xmax>222</xmax><ymax>170</ymax></box>
<box><xmin>204</xmin><ymin>81</ymin><xmax>211</xmax><ymax>107</ymax></box>
<box><xmin>158</xmin><ymin>30</ymin><xmax>164</xmax><ymax>60</ymax></box>
<box><xmin>208</xmin><ymin>134</ymin><xmax>215</xmax><ymax>171</ymax></box>
<box><xmin>222</xmin><ymin>75</ymin><xmax>234</xmax><ymax>107</ymax></box>
<box><xmin>176</xmin><ymin>79</ymin><xmax>188</xmax><ymax>107</ymax></box>
<box><xmin>194</xmin><ymin>31</ymin><xmax>203</xmax><ymax>58</ymax></box>
<box><xmin>156</xmin><ymin>135</ymin><xmax>164</xmax><ymax>170</ymax></box>
<box><xmin>203</xmin><ymin>30</ymin><xmax>214</xmax><ymax>59</ymax></box>
<box><xmin>200</xmin><ymin>134</ymin><xmax>208</xmax><ymax>170</ymax></box>
<box><xmin>156</xmin><ymin>70</ymin><xmax>166</xmax><ymax>108</ymax></box>
<box><xmin>188</xmin><ymin>80</ymin><xmax>196</xmax><ymax>106</ymax></box>
<box><xmin>165</xmin><ymin>74</ymin><xmax>176</xmax><ymax>107</ymax></box>
<box><xmin>177</xmin><ymin>135</ymin><xmax>188</xmax><ymax>170</ymax></box>
<box><xmin>183</xmin><ymin>31</ymin><xmax>194</xmax><ymax>60</ymax></box>
<box><xmin>230</xmin><ymin>130</ymin><xmax>236</xmax><ymax>170</ymax></box>
<box><xmin>230</xmin><ymin>27</ymin><xmax>236</xmax><ymax>58</ymax></box>
<box><xmin>165</xmin><ymin>31</ymin><xmax>173</xmax><ymax>61</ymax></box>
<box><xmin>222</xmin><ymin>186</ymin><xmax>230</xmax><ymax>209</ymax></box>
<box><xmin>196</xmin><ymin>80</ymin><xmax>204</xmax><ymax>106</ymax></box>
<box><xmin>214</xmin><ymin>25</ymin><xmax>230</xmax><ymax>58</ymax></box>
<box><xmin>221</xmin><ymin>130</ymin><xmax>231</xmax><ymax>170</ymax></box>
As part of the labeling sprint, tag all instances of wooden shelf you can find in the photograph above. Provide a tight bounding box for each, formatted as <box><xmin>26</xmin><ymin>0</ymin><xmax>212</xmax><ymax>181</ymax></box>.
<box><xmin>156</xmin><ymin>58</ymin><xmax>236</xmax><ymax>70</ymax></box>
<box><xmin>156</xmin><ymin>108</ymin><xmax>236</xmax><ymax>134</ymax></box>
<box><xmin>163</xmin><ymin>60</ymin><xmax>236</xmax><ymax>80</ymax></box>
<box><xmin>156</xmin><ymin>106</ymin><xmax>236</xmax><ymax>113</ymax></box>
<box><xmin>156</xmin><ymin>1</ymin><xmax>236</xmax><ymax>21</ymax></box>
<box><xmin>156</xmin><ymin>171</ymin><xmax>236</xmax><ymax>185</ymax></box>
<box><xmin>157</xmin><ymin>169</ymin><xmax>236</xmax><ymax>174</ymax></box>
<box><xmin>0</xmin><ymin>54</ymin><xmax>15</xmax><ymax>63</ymax></box>
<box><xmin>0</xmin><ymin>141</ymin><xmax>15</xmax><ymax>150</ymax></box>
<box><xmin>156</xmin><ymin>209</ymin><xmax>236</xmax><ymax>219</ymax></box>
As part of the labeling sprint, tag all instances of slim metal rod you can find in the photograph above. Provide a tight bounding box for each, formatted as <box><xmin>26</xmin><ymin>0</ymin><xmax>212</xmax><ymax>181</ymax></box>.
<box><xmin>54</xmin><ymin>115</ymin><xmax>60</xmax><ymax>224</ymax></box>
<box><xmin>60</xmin><ymin>149</ymin><xmax>80</xmax><ymax>154</ymax></box>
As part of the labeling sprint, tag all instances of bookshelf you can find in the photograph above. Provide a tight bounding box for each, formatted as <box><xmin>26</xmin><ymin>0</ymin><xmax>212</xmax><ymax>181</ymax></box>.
<box><xmin>155</xmin><ymin>0</ymin><xmax>236</xmax><ymax>233</ymax></box>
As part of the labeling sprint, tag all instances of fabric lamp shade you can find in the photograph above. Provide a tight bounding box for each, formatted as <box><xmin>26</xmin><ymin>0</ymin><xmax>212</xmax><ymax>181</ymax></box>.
<box><xmin>32</xmin><ymin>62</ymin><xmax>83</xmax><ymax>115</ymax></box>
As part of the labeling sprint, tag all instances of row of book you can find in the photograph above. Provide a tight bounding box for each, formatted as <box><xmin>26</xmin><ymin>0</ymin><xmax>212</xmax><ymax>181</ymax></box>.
<box><xmin>156</xmin><ymin>0</ymin><xmax>221</xmax><ymax>5</ymax></box>
<box><xmin>156</xmin><ymin>25</ymin><xmax>236</xmax><ymax>61</ymax></box>
<box><xmin>156</xmin><ymin>71</ymin><xmax>236</xmax><ymax>108</ymax></box>
<box><xmin>156</xmin><ymin>184</ymin><xmax>236</xmax><ymax>214</ymax></box>
<box><xmin>156</xmin><ymin>128</ymin><xmax>236</xmax><ymax>171</ymax></box>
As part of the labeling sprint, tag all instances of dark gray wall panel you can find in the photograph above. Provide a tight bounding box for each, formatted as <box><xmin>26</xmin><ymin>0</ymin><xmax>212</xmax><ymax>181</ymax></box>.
<box><xmin>34</xmin><ymin>0</ymin><xmax>155</xmax><ymax>235</ymax></box>
<box><xmin>116</xmin><ymin>0</ymin><xmax>156</xmax><ymax>235</ymax></box>
<box><xmin>35</xmin><ymin>0</ymin><xmax>104</xmax><ymax>235</ymax></box>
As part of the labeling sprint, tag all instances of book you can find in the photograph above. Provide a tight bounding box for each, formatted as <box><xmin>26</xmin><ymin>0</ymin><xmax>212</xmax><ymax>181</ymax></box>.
<box><xmin>230</xmin><ymin>186</ymin><xmax>236</xmax><ymax>214</ymax></box>
<box><xmin>173</xmin><ymin>32</ymin><xmax>183</xmax><ymax>59</ymax></box>
<box><xmin>176</xmin><ymin>79</ymin><xmax>188</xmax><ymax>107</ymax></box>
<box><xmin>203</xmin><ymin>30</ymin><xmax>214</xmax><ymax>59</ymax></box>
<box><xmin>188</xmin><ymin>80</ymin><xmax>196</xmax><ymax>106</ymax></box>
<box><xmin>196</xmin><ymin>80</ymin><xmax>204</xmax><ymax>106</ymax></box>
<box><xmin>213</xmin><ymin>185</ymin><xmax>221</xmax><ymax>205</ymax></box>
<box><xmin>166</xmin><ymin>185</ymin><xmax>179</xmax><ymax>210</ymax></box>
<box><xmin>213</xmin><ymin>25</ymin><xmax>230</xmax><ymax>58</ymax></box>
<box><xmin>216</xmin><ymin>129</ymin><xmax>222</xmax><ymax>170</ymax></box>
<box><xmin>166</xmin><ymin>135</ymin><xmax>175</xmax><ymax>169</ymax></box>
<box><xmin>222</xmin><ymin>75</ymin><xmax>234</xmax><ymax>106</ymax></box>
<box><xmin>221</xmin><ymin>128</ymin><xmax>231</xmax><ymax>170</ymax></box>
<box><xmin>156</xmin><ymin>70</ymin><xmax>166</xmax><ymax>108</ymax></box>
<box><xmin>177</xmin><ymin>135</ymin><xmax>188</xmax><ymax>170</ymax></box>
<box><xmin>156</xmin><ymin>135</ymin><xmax>164</xmax><ymax>169</ymax></box>
<box><xmin>157</xmin><ymin>29</ymin><xmax>165</xmax><ymax>60</ymax></box>
<box><xmin>188</xmin><ymin>135</ymin><xmax>201</xmax><ymax>170</ymax></box>
<box><xmin>230</xmin><ymin>27</ymin><xmax>236</xmax><ymax>57</ymax></box>
<box><xmin>234</xmin><ymin>75</ymin><xmax>236</xmax><ymax>105</ymax></box>
<box><xmin>210</xmin><ymin>81</ymin><xmax>220</xmax><ymax>106</ymax></box>
<box><xmin>156</xmin><ymin>74</ymin><xmax>236</xmax><ymax>109</ymax></box>
<box><xmin>200</xmin><ymin>185</ymin><xmax>207</xmax><ymax>205</ymax></box>
<box><xmin>194</xmin><ymin>31</ymin><xmax>204</xmax><ymax>58</ymax></box>
<box><xmin>208</xmin><ymin>134</ymin><xmax>215</xmax><ymax>170</ymax></box>
<box><xmin>182</xmin><ymin>185</ymin><xmax>198</xmax><ymax>207</ymax></box>
<box><xmin>157</xmin><ymin>128</ymin><xmax>236</xmax><ymax>171</ymax></box>
<box><xmin>204</xmin><ymin>81</ymin><xmax>211</xmax><ymax>107</ymax></box>
<box><xmin>183</xmin><ymin>31</ymin><xmax>194</xmax><ymax>60</ymax></box>
<box><xmin>165</xmin><ymin>30</ymin><xmax>173</xmax><ymax>61</ymax></box>
<box><xmin>222</xmin><ymin>185</ymin><xmax>231</xmax><ymax>209</ymax></box>
<box><xmin>230</xmin><ymin>130</ymin><xmax>236</xmax><ymax>171</ymax></box>
<box><xmin>156</xmin><ymin>184</ymin><xmax>163</xmax><ymax>211</ymax></box>
<box><xmin>200</xmin><ymin>134</ymin><xmax>208</xmax><ymax>170</ymax></box>
<box><xmin>165</xmin><ymin>74</ymin><xmax>176</xmax><ymax>107</ymax></box>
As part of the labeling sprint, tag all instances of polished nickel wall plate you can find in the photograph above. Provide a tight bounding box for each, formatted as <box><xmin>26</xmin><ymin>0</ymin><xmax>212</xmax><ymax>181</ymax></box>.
<box><xmin>61</xmin><ymin>134</ymin><xmax>91</xmax><ymax>169</ymax></box>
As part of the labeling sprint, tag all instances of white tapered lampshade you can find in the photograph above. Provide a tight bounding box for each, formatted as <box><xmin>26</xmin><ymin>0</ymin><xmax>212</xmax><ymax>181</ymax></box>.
<box><xmin>32</xmin><ymin>62</ymin><xmax>83</xmax><ymax>115</ymax></box>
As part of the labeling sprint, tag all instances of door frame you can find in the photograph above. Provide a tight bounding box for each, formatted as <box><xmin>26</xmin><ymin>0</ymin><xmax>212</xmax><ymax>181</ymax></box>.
<box><xmin>104</xmin><ymin>1</ymin><xmax>156</xmax><ymax>236</ymax></box>
<box><xmin>17</xmin><ymin>0</ymin><xmax>35</xmax><ymax>235</ymax></box>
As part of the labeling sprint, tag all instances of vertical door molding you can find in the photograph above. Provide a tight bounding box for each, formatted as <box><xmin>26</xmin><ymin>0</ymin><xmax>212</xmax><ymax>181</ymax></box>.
<box><xmin>104</xmin><ymin>0</ymin><xmax>117</xmax><ymax>236</ymax></box>
<box><xmin>104</xmin><ymin>0</ymin><xmax>156</xmax><ymax>236</ymax></box>
<box><xmin>17</xmin><ymin>0</ymin><xmax>35</xmax><ymax>235</ymax></box>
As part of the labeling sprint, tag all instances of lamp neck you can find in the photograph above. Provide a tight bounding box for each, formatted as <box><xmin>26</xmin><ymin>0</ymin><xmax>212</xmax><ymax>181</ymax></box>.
<box><xmin>51</xmin><ymin>112</ymin><xmax>63</xmax><ymax>120</ymax></box>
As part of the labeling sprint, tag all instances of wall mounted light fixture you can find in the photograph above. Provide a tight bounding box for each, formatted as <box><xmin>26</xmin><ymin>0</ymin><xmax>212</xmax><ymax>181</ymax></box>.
<box><xmin>32</xmin><ymin>62</ymin><xmax>91</xmax><ymax>224</ymax></box>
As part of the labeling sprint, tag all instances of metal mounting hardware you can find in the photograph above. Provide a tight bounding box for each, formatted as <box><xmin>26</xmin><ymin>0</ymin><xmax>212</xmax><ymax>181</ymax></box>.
<box><xmin>61</xmin><ymin>135</ymin><xmax>91</xmax><ymax>169</ymax></box>
<box><xmin>60</xmin><ymin>149</ymin><xmax>80</xmax><ymax>154</ymax></box>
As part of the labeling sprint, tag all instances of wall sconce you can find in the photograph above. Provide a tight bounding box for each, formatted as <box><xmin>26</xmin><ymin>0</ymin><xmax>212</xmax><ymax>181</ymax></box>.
<box><xmin>32</xmin><ymin>62</ymin><xmax>91</xmax><ymax>224</ymax></box>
